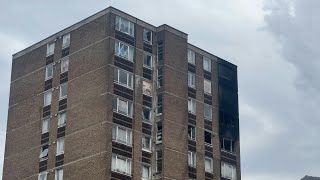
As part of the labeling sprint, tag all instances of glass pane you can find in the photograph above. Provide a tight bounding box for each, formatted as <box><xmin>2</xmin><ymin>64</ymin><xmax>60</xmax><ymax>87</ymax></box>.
<box><xmin>60</xmin><ymin>83</ymin><xmax>68</xmax><ymax>99</ymax></box>
<box><xmin>117</xmin><ymin>157</ymin><xmax>127</xmax><ymax>172</ymax></box>
<box><xmin>42</xmin><ymin>118</ymin><xmax>49</xmax><ymax>133</ymax></box>
<box><xmin>119</xmin><ymin>43</ymin><xmax>128</xmax><ymax>58</ymax></box>
<box><xmin>204</xmin><ymin>104</ymin><xmax>212</xmax><ymax>120</ymax></box>
<box><xmin>44</xmin><ymin>91</ymin><xmax>52</xmax><ymax>106</ymax></box>
<box><xmin>143</xmin><ymin>108</ymin><xmax>150</xmax><ymax>121</ymax></box>
<box><xmin>112</xmin><ymin>156</ymin><xmax>116</xmax><ymax>170</ymax></box>
<box><xmin>58</xmin><ymin>112</ymin><xmax>66</xmax><ymax>126</ymax></box>
<box><xmin>61</xmin><ymin>58</ymin><xmax>69</xmax><ymax>73</ymax></box>
<box><xmin>142</xmin><ymin>165</ymin><xmax>150</xmax><ymax>178</ymax></box>
<box><xmin>62</xmin><ymin>34</ymin><xmax>70</xmax><ymax>48</ymax></box>
<box><xmin>143</xmin><ymin>53</ymin><xmax>152</xmax><ymax>68</ymax></box>
<box><xmin>204</xmin><ymin>79</ymin><xmax>211</xmax><ymax>94</ymax></box>
<box><xmin>46</xmin><ymin>64</ymin><xmax>53</xmax><ymax>80</ymax></box>
<box><xmin>119</xmin><ymin>69</ymin><xmax>128</xmax><ymax>85</ymax></box>
<box><xmin>117</xmin><ymin>127</ymin><xmax>127</xmax><ymax>143</ymax></box>
<box><xmin>128</xmin><ymin>46</ymin><xmax>134</xmax><ymax>61</ymax></box>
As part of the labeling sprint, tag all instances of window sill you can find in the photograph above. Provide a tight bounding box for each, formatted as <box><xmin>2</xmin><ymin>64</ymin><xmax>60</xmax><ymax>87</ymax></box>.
<box><xmin>115</xmin><ymin>29</ymin><xmax>135</xmax><ymax>38</ymax></box>
<box><xmin>112</xmin><ymin>140</ymin><xmax>132</xmax><ymax>147</ymax></box>
<box><xmin>142</xmin><ymin>119</ymin><xmax>152</xmax><ymax>124</ymax></box>
<box><xmin>59</xmin><ymin>96</ymin><xmax>67</xmax><ymax>101</ymax></box>
<box><xmin>142</xmin><ymin>148</ymin><xmax>152</xmax><ymax>153</ymax></box>
<box><xmin>188</xmin><ymin>138</ymin><xmax>196</xmax><ymax>142</ymax></box>
<box><xmin>204</xmin><ymin>92</ymin><xmax>212</xmax><ymax>96</ymax></box>
<box><xmin>111</xmin><ymin>169</ymin><xmax>132</xmax><ymax>177</ymax></box>
<box><xmin>188</xmin><ymin>85</ymin><xmax>196</xmax><ymax>89</ymax></box>
<box><xmin>113</xmin><ymin>81</ymin><xmax>133</xmax><ymax>90</ymax></box>
<box><xmin>114</xmin><ymin>54</ymin><xmax>134</xmax><ymax>62</ymax></box>
<box><xmin>60</xmin><ymin>70</ymin><xmax>69</xmax><ymax>74</ymax></box>
<box><xmin>56</xmin><ymin>152</ymin><xmax>64</xmax><ymax>156</ymax></box>
<box><xmin>143</xmin><ymin>65</ymin><xmax>153</xmax><ymax>70</ymax></box>
<box><xmin>188</xmin><ymin>111</ymin><xmax>196</xmax><ymax>115</ymax></box>
<box><xmin>113</xmin><ymin>110</ymin><xmax>133</xmax><ymax>118</ymax></box>
<box><xmin>46</xmin><ymin>53</ymin><xmax>54</xmax><ymax>57</ymax></box>
<box><xmin>221</xmin><ymin>149</ymin><xmax>237</xmax><ymax>155</ymax></box>
<box><xmin>205</xmin><ymin>143</ymin><xmax>213</xmax><ymax>147</ymax></box>
<box><xmin>45</xmin><ymin>77</ymin><xmax>53</xmax><ymax>81</ymax></box>
<box><xmin>204</xmin><ymin>118</ymin><xmax>212</xmax><ymax>121</ymax></box>
<box><xmin>62</xmin><ymin>45</ymin><xmax>70</xmax><ymax>50</ymax></box>
<box><xmin>57</xmin><ymin>123</ymin><xmax>66</xmax><ymax>128</ymax></box>
<box><xmin>42</xmin><ymin>131</ymin><xmax>49</xmax><ymax>134</ymax></box>
<box><xmin>39</xmin><ymin>157</ymin><xmax>48</xmax><ymax>162</ymax></box>
<box><xmin>143</xmin><ymin>40</ymin><xmax>152</xmax><ymax>45</ymax></box>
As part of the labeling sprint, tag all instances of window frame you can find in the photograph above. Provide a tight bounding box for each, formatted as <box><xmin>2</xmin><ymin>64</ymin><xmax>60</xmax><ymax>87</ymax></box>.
<box><xmin>38</xmin><ymin>172</ymin><xmax>48</xmax><ymax>180</ymax></box>
<box><xmin>141</xmin><ymin>164</ymin><xmax>151</xmax><ymax>180</ymax></box>
<box><xmin>55</xmin><ymin>168</ymin><xmax>63</xmax><ymax>180</ymax></box>
<box><xmin>188</xmin><ymin>49</ymin><xmax>195</xmax><ymax>65</ymax></box>
<box><xmin>203</xmin><ymin>57</ymin><xmax>212</xmax><ymax>72</ymax></box>
<box><xmin>112</xmin><ymin>96</ymin><xmax>133</xmax><ymax>117</ymax></box>
<box><xmin>143</xmin><ymin>28</ymin><xmax>152</xmax><ymax>44</ymax></box>
<box><xmin>156</xmin><ymin>94</ymin><xmax>163</xmax><ymax>115</ymax></box>
<box><xmin>113</xmin><ymin>67</ymin><xmax>134</xmax><ymax>89</ymax></box>
<box><xmin>62</xmin><ymin>33</ymin><xmax>70</xmax><ymax>49</ymax></box>
<box><xmin>57</xmin><ymin>111</ymin><xmax>67</xmax><ymax>127</ymax></box>
<box><xmin>39</xmin><ymin>144</ymin><xmax>49</xmax><ymax>160</ymax></box>
<box><xmin>142</xmin><ymin>80</ymin><xmax>152</xmax><ymax>96</ymax></box>
<box><xmin>221</xmin><ymin>162</ymin><xmax>237</xmax><ymax>180</ymax></box>
<box><xmin>204</xmin><ymin>103</ymin><xmax>212</xmax><ymax>120</ymax></box>
<box><xmin>204</xmin><ymin>79</ymin><xmax>212</xmax><ymax>95</ymax></box>
<box><xmin>56</xmin><ymin>138</ymin><xmax>65</xmax><ymax>156</ymax></box>
<box><xmin>115</xmin><ymin>16</ymin><xmax>134</xmax><ymax>37</ymax></box>
<box><xmin>205</xmin><ymin>156</ymin><xmax>213</xmax><ymax>173</ymax></box>
<box><xmin>111</xmin><ymin>154</ymin><xmax>132</xmax><ymax>175</ymax></box>
<box><xmin>142</xmin><ymin>107</ymin><xmax>151</xmax><ymax>122</ymax></box>
<box><xmin>42</xmin><ymin>117</ymin><xmax>50</xmax><ymax>134</ymax></box>
<box><xmin>115</xmin><ymin>40</ymin><xmax>134</xmax><ymax>61</ymax></box>
<box><xmin>143</xmin><ymin>52</ymin><xmax>153</xmax><ymax>69</ymax></box>
<box><xmin>221</xmin><ymin>138</ymin><xmax>235</xmax><ymax>154</ymax></box>
<box><xmin>60</xmin><ymin>56</ymin><xmax>69</xmax><ymax>74</ymax></box>
<box><xmin>188</xmin><ymin>151</ymin><xmax>196</xmax><ymax>167</ymax></box>
<box><xmin>156</xmin><ymin>68</ymin><xmax>163</xmax><ymax>88</ymax></box>
<box><xmin>188</xmin><ymin>72</ymin><xmax>196</xmax><ymax>88</ymax></box>
<box><xmin>188</xmin><ymin>98</ymin><xmax>196</xmax><ymax>114</ymax></box>
<box><xmin>59</xmin><ymin>83</ymin><xmax>68</xmax><ymax>100</ymax></box>
<box><xmin>188</xmin><ymin>125</ymin><xmax>196</xmax><ymax>141</ymax></box>
<box><xmin>204</xmin><ymin>131</ymin><xmax>212</xmax><ymax>146</ymax></box>
<box><xmin>45</xmin><ymin>64</ymin><xmax>53</xmax><ymax>80</ymax></box>
<box><xmin>142</xmin><ymin>135</ymin><xmax>151</xmax><ymax>152</ymax></box>
<box><xmin>43</xmin><ymin>90</ymin><xmax>52</xmax><ymax>106</ymax></box>
<box><xmin>46</xmin><ymin>42</ymin><xmax>55</xmax><ymax>57</ymax></box>
<box><xmin>112</xmin><ymin>125</ymin><xmax>132</xmax><ymax>146</ymax></box>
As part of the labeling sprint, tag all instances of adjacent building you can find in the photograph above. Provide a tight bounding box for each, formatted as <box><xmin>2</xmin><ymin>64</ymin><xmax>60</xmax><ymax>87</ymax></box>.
<box><xmin>3</xmin><ymin>7</ymin><xmax>240</xmax><ymax>180</ymax></box>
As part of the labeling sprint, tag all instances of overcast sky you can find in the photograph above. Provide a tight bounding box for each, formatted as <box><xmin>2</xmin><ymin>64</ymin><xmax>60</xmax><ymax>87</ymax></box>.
<box><xmin>0</xmin><ymin>0</ymin><xmax>319</xmax><ymax>179</ymax></box>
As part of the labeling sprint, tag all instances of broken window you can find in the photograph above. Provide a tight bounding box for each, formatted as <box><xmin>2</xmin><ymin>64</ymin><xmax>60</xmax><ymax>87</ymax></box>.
<box><xmin>143</xmin><ymin>52</ymin><xmax>153</xmax><ymax>69</ymax></box>
<box><xmin>143</xmin><ymin>80</ymin><xmax>152</xmax><ymax>96</ymax></box>
<box><xmin>39</xmin><ymin>144</ymin><xmax>49</xmax><ymax>160</ymax></box>
<box><xmin>142</xmin><ymin>135</ymin><xmax>151</xmax><ymax>151</ymax></box>
<box><xmin>204</xmin><ymin>131</ymin><xmax>212</xmax><ymax>145</ymax></box>
<box><xmin>115</xmin><ymin>40</ymin><xmax>134</xmax><ymax>61</ymax></box>
<box><xmin>188</xmin><ymin>125</ymin><xmax>196</xmax><ymax>141</ymax></box>
<box><xmin>188</xmin><ymin>98</ymin><xmax>196</xmax><ymax>114</ymax></box>
<box><xmin>142</xmin><ymin>107</ymin><xmax>151</xmax><ymax>122</ymax></box>
<box><xmin>115</xmin><ymin>16</ymin><xmax>134</xmax><ymax>36</ymax></box>
<box><xmin>143</xmin><ymin>29</ymin><xmax>152</xmax><ymax>44</ymax></box>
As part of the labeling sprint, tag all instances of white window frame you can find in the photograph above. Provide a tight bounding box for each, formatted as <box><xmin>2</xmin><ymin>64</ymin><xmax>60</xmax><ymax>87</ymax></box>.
<box><xmin>47</xmin><ymin>42</ymin><xmax>55</xmax><ymax>57</ymax></box>
<box><xmin>45</xmin><ymin>64</ymin><xmax>53</xmax><ymax>80</ymax></box>
<box><xmin>114</xmin><ymin>68</ymin><xmax>133</xmax><ymax>89</ymax></box>
<box><xmin>204</xmin><ymin>79</ymin><xmax>212</xmax><ymax>95</ymax></box>
<box><xmin>188</xmin><ymin>49</ymin><xmax>195</xmax><ymax>65</ymax></box>
<box><xmin>113</xmin><ymin>96</ymin><xmax>133</xmax><ymax>117</ymax></box>
<box><xmin>222</xmin><ymin>138</ymin><xmax>235</xmax><ymax>154</ymax></box>
<box><xmin>204</xmin><ymin>131</ymin><xmax>212</xmax><ymax>146</ymax></box>
<box><xmin>221</xmin><ymin>162</ymin><xmax>237</xmax><ymax>180</ymax></box>
<box><xmin>62</xmin><ymin>33</ymin><xmax>70</xmax><ymax>49</ymax></box>
<box><xmin>60</xmin><ymin>57</ymin><xmax>69</xmax><ymax>74</ymax></box>
<box><xmin>59</xmin><ymin>83</ymin><xmax>68</xmax><ymax>100</ymax></box>
<box><xmin>58</xmin><ymin>111</ymin><xmax>66</xmax><ymax>127</ymax></box>
<box><xmin>112</xmin><ymin>154</ymin><xmax>132</xmax><ymax>175</ymax></box>
<box><xmin>115</xmin><ymin>40</ymin><xmax>134</xmax><ymax>61</ymax></box>
<box><xmin>143</xmin><ymin>28</ymin><xmax>152</xmax><ymax>44</ymax></box>
<box><xmin>143</xmin><ymin>52</ymin><xmax>153</xmax><ymax>69</ymax></box>
<box><xmin>188</xmin><ymin>151</ymin><xmax>196</xmax><ymax>167</ymax></box>
<box><xmin>205</xmin><ymin>157</ymin><xmax>213</xmax><ymax>173</ymax></box>
<box><xmin>203</xmin><ymin>57</ymin><xmax>211</xmax><ymax>72</ymax></box>
<box><xmin>188</xmin><ymin>98</ymin><xmax>196</xmax><ymax>114</ymax></box>
<box><xmin>39</xmin><ymin>144</ymin><xmax>49</xmax><ymax>160</ymax></box>
<box><xmin>44</xmin><ymin>90</ymin><xmax>52</xmax><ymax>106</ymax></box>
<box><xmin>188</xmin><ymin>125</ymin><xmax>196</xmax><ymax>141</ymax></box>
<box><xmin>38</xmin><ymin>172</ymin><xmax>48</xmax><ymax>180</ymax></box>
<box><xmin>142</xmin><ymin>164</ymin><xmax>151</xmax><ymax>180</ymax></box>
<box><xmin>42</xmin><ymin>117</ymin><xmax>50</xmax><ymax>134</ymax></box>
<box><xmin>112</xmin><ymin>125</ymin><xmax>132</xmax><ymax>146</ymax></box>
<box><xmin>142</xmin><ymin>135</ymin><xmax>151</xmax><ymax>152</ymax></box>
<box><xmin>188</xmin><ymin>72</ymin><xmax>196</xmax><ymax>88</ymax></box>
<box><xmin>55</xmin><ymin>168</ymin><xmax>63</xmax><ymax>180</ymax></box>
<box><xmin>204</xmin><ymin>104</ymin><xmax>212</xmax><ymax>120</ymax></box>
<box><xmin>115</xmin><ymin>16</ymin><xmax>134</xmax><ymax>36</ymax></box>
<box><xmin>56</xmin><ymin>138</ymin><xmax>65</xmax><ymax>156</ymax></box>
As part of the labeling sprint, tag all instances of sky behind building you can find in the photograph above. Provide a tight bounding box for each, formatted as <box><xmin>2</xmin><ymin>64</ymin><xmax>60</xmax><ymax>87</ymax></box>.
<box><xmin>0</xmin><ymin>0</ymin><xmax>319</xmax><ymax>179</ymax></box>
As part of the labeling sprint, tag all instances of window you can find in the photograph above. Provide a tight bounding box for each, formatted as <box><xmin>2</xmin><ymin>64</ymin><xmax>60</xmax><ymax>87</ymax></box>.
<box><xmin>142</xmin><ymin>164</ymin><xmax>151</xmax><ymax>180</ymax></box>
<box><xmin>188</xmin><ymin>72</ymin><xmax>196</xmax><ymax>88</ymax></box>
<box><xmin>188</xmin><ymin>151</ymin><xmax>196</xmax><ymax>167</ymax></box>
<box><xmin>143</xmin><ymin>80</ymin><xmax>152</xmax><ymax>96</ymax></box>
<box><xmin>143</xmin><ymin>53</ymin><xmax>152</xmax><ymax>69</ymax></box>
<box><xmin>143</xmin><ymin>29</ymin><xmax>152</xmax><ymax>44</ymax></box>
<box><xmin>44</xmin><ymin>90</ymin><xmax>52</xmax><ymax>106</ymax></box>
<box><xmin>112</xmin><ymin>125</ymin><xmax>132</xmax><ymax>146</ymax></box>
<box><xmin>62</xmin><ymin>33</ymin><xmax>70</xmax><ymax>48</ymax></box>
<box><xmin>45</xmin><ymin>64</ymin><xmax>53</xmax><ymax>80</ymax></box>
<box><xmin>188</xmin><ymin>49</ymin><xmax>195</xmax><ymax>65</ymax></box>
<box><xmin>188</xmin><ymin>125</ymin><xmax>196</xmax><ymax>141</ymax></box>
<box><xmin>115</xmin><ymin>16</ymin><xmax>134</xmax><ymax>36</ymax></box>
<box><xmin>221</xmin><ymin>138</ymin><xmax>235</xmax><ymax>153</ymax></box>
<box><xmin>142</xmin><ymin>107</ymin><xmax>151</xmax><ymax>122</ymax></box>
<box><xmin>204</xmin><ymin>104</ymin><xmax>212</xmax><ymax>120</ymax></box>
<box><xmin>114</xmin><ymin>68</ymin><xmax>133</xmax><ymax>89</ymax></box>
<box><xmin>39</xmin><ymin>144</ymin><xmax>49</xmax><ymax>160</ymax></box>
<box><xmin>157</xmin><ymin>42</ymin><xmax>164</xmax><ymax>64</ymax></box>
<box><xmin>188</xmin><ymin>98</ymin><xmax>196</xmax><ymax>114</ymax></box>
<box><xmin>157</xmin><ymin>68</ymin><xmax>163</xmax><ymax>88</ymax></box>
<box><xmin>55</xmin><ymin>168</ymin><xmax>63</xmax><ymax>180</ymax></box>
<box><xmin>38</xmin><ymin>172</ymin><xmax>48</xmax><ymax>180</ymax></box>
<box><xmin>156</xmin><ymin>150</ymin><xmax>162</xmax><ymax>172</ymax></box>
<box><xmin>47</xmin><ymin>42</ymin><xmax>55</xmax><ymax>56</ymax></box>
<box><xmin>221</xmin><ymin>162</ymin><xmax>237</xmax><ymax>180</ymax></box>
<box><xmin>204</xmin><ymin>79</ymin><xmax>211</xmax><ymax>94</ymax></box>
<box><xmin>203</xmin><ymin>57</ymin><xmax>211</xmax><ymax>72</ymax></box>
<box><xmin>142</xmin><ymin>135</ymin><xmax>151</xmax><ymax>151</ymax></box>
<box><xmin>115</xmin><ymin>40</ymin><xmax>134</xmax><ymax>61</ymax></box>
<box><xmin>112</xmin><ymin>96</ymin><xmax>133</xmax><ymax>117</ymax></box>
<box><xmin>156</xmin><ymin>94</ymin><xmax>163</xmax><ymax>115</ymax></box>
<box><xmin>205</xmin><ymin>157</ymin><xmax>213</xmax><ymax>173</ymax></box>
<box><xmin>156</xmin><ymin>122</ymin><xmax>162</xmax><ymax>144</ymax></box>
<box><xmin>204</xmin><ymin>131</ymin><xmax>212</xmax><ymax>145</ymax></box>
<box><xmin>42</xmin><ymin>117</ymin><xmax>50</xmax><ymax>133</ymax></box>
<box><xmin>61</xmin><ymin>57</ymin><xmax>69</xmax><ymax>73</ymax></box>
<box><xmin>59</xmin><ymin>83</ymin><xmax>68</xmax><ymax>100</ymax></box>
<box><xmin>56</xmin><ymin>138</ymin><xmax>64</xmax><ymax>155</ymax></box>
<box><xmin>58</xmin><ymin>111</ymin><xmax>66</xmax><ymax>127</ymax></box>
<box><xmin>112</xmin><ymin>154</ymin><xmax>132</xmax><ymax>175</ymax></box>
